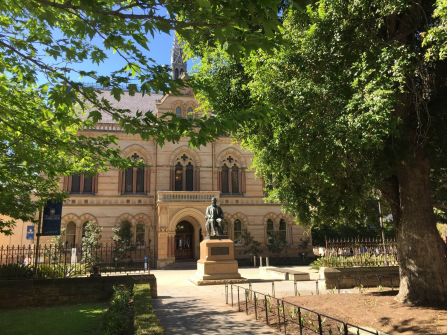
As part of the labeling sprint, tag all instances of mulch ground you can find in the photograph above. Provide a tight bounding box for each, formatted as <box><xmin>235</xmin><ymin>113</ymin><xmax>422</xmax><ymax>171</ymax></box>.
<box><xmin>283</xmin><ymin>290</ymin><xmax>446</xmax><ymax>335</ymax></box>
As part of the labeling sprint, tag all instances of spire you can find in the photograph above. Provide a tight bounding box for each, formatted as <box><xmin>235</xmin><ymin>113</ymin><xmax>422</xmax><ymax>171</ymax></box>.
<box><xmin>171</xmin><ymin>34</ymin><xmax>187</xmax><ymax>79</ymax></box>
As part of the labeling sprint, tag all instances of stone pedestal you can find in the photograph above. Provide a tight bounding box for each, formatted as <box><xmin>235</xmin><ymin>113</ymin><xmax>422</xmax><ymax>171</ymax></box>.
<box><xmin>191</xmin><ymin>239</ymin><xmax>246</xmax><ymax>285</ymax></box>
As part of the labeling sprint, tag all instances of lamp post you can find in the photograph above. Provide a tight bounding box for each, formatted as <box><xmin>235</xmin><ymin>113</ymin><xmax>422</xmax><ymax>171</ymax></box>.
<box><xmin>377</xmin><ymin>199</ymin><xmax>388</xmax><ymax>265</ymax></box>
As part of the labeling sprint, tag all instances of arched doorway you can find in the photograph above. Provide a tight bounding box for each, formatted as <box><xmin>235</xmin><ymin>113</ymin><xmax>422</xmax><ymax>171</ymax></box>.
<box><xmin>175</xmin><ymin>221</ymin><xmax>194</xmax><ymax>260</ymax></box>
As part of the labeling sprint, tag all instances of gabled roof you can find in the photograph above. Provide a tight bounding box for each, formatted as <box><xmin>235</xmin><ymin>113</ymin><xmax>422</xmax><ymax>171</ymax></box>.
<box><xmin>96</xmin><ymin>90</ymin><xmax>164</xmax><ymax>123</ymax></box>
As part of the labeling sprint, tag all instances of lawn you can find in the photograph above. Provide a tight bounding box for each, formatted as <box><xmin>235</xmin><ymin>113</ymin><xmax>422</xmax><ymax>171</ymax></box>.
<box><xmin>0</xmin><ymin>302</ymin><xmax>107</xmax><ymax>335</ymax></box>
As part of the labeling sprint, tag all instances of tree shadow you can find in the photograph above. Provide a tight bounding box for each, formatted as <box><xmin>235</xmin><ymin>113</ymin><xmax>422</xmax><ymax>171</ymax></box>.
<box><xmin>152</xmin><ymin>296</ymin><xmax>277</xmax><ymax>335</ymax></box>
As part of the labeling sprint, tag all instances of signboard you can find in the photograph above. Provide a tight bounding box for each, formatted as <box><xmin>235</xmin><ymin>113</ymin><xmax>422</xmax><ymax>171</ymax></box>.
<box><xmin>41</xmin><ymin>200</ymin><xmax>63</xmax><ymax>236</ymax></box>
<box><xmin>26</xmin><ymin>225</ymin><xmax>35</xmax><ymax>240</ymax></box>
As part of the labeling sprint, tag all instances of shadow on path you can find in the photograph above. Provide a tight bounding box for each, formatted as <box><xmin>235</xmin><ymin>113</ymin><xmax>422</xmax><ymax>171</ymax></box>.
<box><xmin>152</xmin><ymin>296</ymin><xmax>276</xmax><ymax>335</ymax></box>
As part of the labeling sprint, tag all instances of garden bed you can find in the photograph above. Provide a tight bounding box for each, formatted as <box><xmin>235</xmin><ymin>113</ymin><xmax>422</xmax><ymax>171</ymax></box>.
<box><xmin>284</xmin><ymin>291</ymin><xmax>446</xmax><ymax>334</ymax></box>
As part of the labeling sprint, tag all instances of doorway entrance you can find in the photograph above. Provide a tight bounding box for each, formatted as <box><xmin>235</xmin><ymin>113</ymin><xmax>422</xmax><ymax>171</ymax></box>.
<box><xmin>175</xmin><ymin>221</ymin><xmax>194</xmax><ymax>260</ymax></box>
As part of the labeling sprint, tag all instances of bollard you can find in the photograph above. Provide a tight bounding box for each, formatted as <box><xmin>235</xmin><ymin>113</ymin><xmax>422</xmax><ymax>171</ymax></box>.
<box><xmin>272</xmin><ymin>281</ymin><xmax>276</xmax><ymax>297</ymax></box>
<box><xmin>253</xmin><ymin>255</ymin><xmax>257</xmax><ymax>267</ymax></box>
<box><xmin>259</xmin><ymin>256</ymin><xmax>263</xmax><ymax>267</ymax></box>
<box><xmin>266</xmin><ymin>257</ymin><xmax>269</xmax><ymax>267</ymax></box>
<box><xmin>315</xmin><ymin>280</ymin><xmax>319</xmax><ymax>295</ymax></box>
<box><xmin>294</xmin><ymin>280</ymin><xmax>298</xmax><ymax>296</ymax></box>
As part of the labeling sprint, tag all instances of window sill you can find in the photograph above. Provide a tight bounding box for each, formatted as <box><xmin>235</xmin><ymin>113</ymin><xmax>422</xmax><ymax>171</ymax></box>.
<box><xmin>220</xmin><ymin>193</ymin><xmax>244</xmax><ymax>197</ymax></box>
<box><xmin>69</xmin><ymin>192</ymin><xmax>96</xmax><ymax>195</ymax></box>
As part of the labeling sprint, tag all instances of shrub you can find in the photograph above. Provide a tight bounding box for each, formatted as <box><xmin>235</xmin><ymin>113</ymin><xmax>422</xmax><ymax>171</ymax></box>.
<box><xmin>134</xmin><ymin>284</ymin><xmax>164</xmax><ymax>335</ymax></box>
<box><xmin>310</xmin><ymin>254</ymin><xmax>398</xmax><ymax>269</ymax></box>
<box><xmin>0</xmin><ymin>264</ymin><xmax>33</xmax><ymax>279</ymax></box>
<box><xmin>102</xmin><ymin>285</ymin><xmax>134</xmax><ymax>335</ymax></box>
<box><xmin>36</xmin><ymin>264</ymin><xmax>85</xmax><ymax>278</ymax></box>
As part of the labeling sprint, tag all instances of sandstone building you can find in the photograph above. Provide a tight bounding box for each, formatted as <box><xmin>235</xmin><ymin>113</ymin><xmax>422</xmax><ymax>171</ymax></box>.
<box><xmin>1</xmin><ymin>38</ymin><xmax>311</xmax><ymax>268</ymax></box>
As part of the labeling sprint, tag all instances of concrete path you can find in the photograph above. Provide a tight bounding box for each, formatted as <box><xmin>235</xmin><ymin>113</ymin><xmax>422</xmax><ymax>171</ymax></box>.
<box><xmin>150</xmin><ymin>266</ymin><xmax>323</xmax><ymax>335</ymax></box>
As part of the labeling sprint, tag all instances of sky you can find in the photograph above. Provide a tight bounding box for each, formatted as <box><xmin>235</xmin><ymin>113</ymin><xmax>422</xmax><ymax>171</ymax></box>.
<box><xmin>38</xmin><ymin>30</ymin><xmax>194</xmax><ymax>86</ymax></box>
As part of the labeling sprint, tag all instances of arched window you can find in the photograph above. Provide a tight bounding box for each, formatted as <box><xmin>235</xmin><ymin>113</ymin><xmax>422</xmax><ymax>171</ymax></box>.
<box><xmin>136</xmin><ymin>167</ymin><xmax>145</xmax><ymax>193</ymax></box>
<box><xmin>66</xmin><ymin>222</ymin><xmax>76</xmax><ymax>247</ymax></box>
<box><xmin>221</xmin><ymin>165</ymin><xmax>229</xmax><ymax>193</ymax></box>
<box><xmin>171</xmin><ymin>154</ymin><xmax>197</xmax><ymax>191</ymax></box>
<box><xmin>279</xmin><ymin>219</ymin><xmax>287</xmax><ymax>242</ymax></box>
<box><xmin>266</xmin><ymin>219</ymin><xmax>274</xmax><ymax>243</ymax></box>
<box><xmin>121</xmin><ymin>153</ymin><xmax>148</xmax><ymax>195</ymax></box>
<box><xmin>234</xmin><ymin>219</ymin><xmax>242</xmax><ymax>242</ymax></box>
<box><xmin>71</xmin><ymin>174</ymin><xmax>80</xmax><ymax>193</ymax></box>
<box><xmin>187</xmin><ymin>107</ymin><xmax>193</xmax><ymax>119</ymax></box>
<box><xmin>175</xmin><ymin>106</ymin><xmax>182</xmax><ymax>117</ymax></box>
<box><xmin>68</xmin><ymin>174</ymin><xmax>96</xmax><ymax>194</ymax></box>
<box><xmin>136</xmin><ymin>224</ymin><xmax>145</xmax><ymax>246</ymax></box>
<box><xmin>231</xmin><ymin>164</ymin><xmax>240</xmax><ymax>193</ymax></box>
<box><xmin>124</xmin><ymin>167</ymin><xmax>133</xmax><ymax>193</ymax></box>
<box><xmin>82</xmin><ymin>222</ymin><xmax>88</xmax><ymax>239</ymax></box>
<box><xmin>174</xmin><ymin>162</ymin><xmax>183</xmax><ymax>191</ymax></box>
<box><xmin>186</xmin><ymin>163</ymin><xmax>194</xmax><ymax>191</ymax></box>
<box><xmin>220</xmin><ymin>156</ymin><xmax>243</xmax><ymax>195</ymax></box>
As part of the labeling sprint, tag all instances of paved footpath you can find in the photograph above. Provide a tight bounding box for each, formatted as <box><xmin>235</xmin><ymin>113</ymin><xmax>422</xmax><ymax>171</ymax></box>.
<box><xmin>150</xmin><ymin>266</ymin><xmax>325</xmax><ymax>335</ymax></box>
<box><xmin>150</xmin><ymin>268</ymin><xmax>281</xmax><ymax>335</ymax></box>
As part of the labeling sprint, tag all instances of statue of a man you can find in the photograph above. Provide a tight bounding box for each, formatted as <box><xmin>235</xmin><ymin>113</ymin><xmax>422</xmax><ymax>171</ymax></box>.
<box><xmin>205</xmin><ymin>197</ymin><xmax>224</xmax><ymax>238</ymax></box>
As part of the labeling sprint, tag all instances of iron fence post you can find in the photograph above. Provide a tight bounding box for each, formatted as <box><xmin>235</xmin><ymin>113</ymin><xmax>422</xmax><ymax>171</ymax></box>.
<box><xmin>282</xmin><ymin>300</ymin><xmax>287</xmax><ymax>334</ymax></box>
<box><xmin>318</xmin><ymin>314</ymin><xmax>323</xmax><ymax>334</ymax></box>
<box><xmin>272</xmin><ymin>281</ymin><xmax>275</xmax><ymax>297</ymax></box>
<box><xmin>298</xmin><ymin>307</ymin><xmax>303</xmax><ymax>335</ymax></box>
<box><xmin>254</xmin><ymin>292</ymin><xmax>258</xmax><ymax>320</ymax></box>
<box><xmin>277</xmin><ymin>298</ymin><xmax>281</xmax><ymax>330</ymax></box>
<box><xmin>264</xmin><ymin>295</ymin><xmax>269</xmax><ymax>325</ymax></box>
<box><xmin>344</xmin><ymin>323</ymin><xmax>348</xmax><ymax>335</ymax></box>
<box><xmin>237</xmin><ymin>286</ymin><xmax>240</xmax><ymax>311</ymax></box>
<box><xmin>245</xmin><ymin>289</ymin><xmax>248</xmax><ymax>314</ymax></box>
<box><xmin>225</xmin><ymin>284</ymin><xmax>228</xmax><ymax>304</ymax></box>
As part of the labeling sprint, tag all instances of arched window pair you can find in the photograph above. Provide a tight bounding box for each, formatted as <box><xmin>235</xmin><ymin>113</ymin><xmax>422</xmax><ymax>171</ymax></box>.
<box><xmin>175</xmin><ymin>106</ymin><xmax>194</xmax><ymax>118</ymax></box>
<box><xmin>219</xmin><ymin>156</ymin><xmax>245</xmax><ymax>195</ymax></box>
<box><xmin>119</xmin><ymin>153</ymin><xmax>150</xmax><ymax>194</ymax></box>
<box><xmin>65</xmin><ymin>174</ymin><xmax>98</xmax><ymax>194</ymax></box>
<box><xmin>171</xmin><ymin>154</ymin><xmax>199</xmax><ymax>191</ymax></box>
<box><xmin>266</xmin><ymin>218</ymin><xmax>287</xmax><ymax>243</ymax></box>
<box><xmin>65</xmin><ymin>221</ymin><xmax>92</xmax><ymax>247</ymax></box>
<box><xmin>116</xmin><ymin>221</ymin><xmax>146</xmax><ymax>246</ymax></box>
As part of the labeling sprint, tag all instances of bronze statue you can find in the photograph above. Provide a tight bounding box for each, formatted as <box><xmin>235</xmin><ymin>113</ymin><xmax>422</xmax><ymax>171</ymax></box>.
<box><xmin>205</xmin><ymin>197</ymin><xmax>224</xmax><ymax>238</ymax></box>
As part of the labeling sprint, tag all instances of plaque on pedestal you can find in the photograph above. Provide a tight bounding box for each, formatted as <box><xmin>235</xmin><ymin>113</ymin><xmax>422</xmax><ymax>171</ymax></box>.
<box><xmin>191</xmin><ymin>239</ymin><xmax>246</xmax><ymax>285</ymax></box>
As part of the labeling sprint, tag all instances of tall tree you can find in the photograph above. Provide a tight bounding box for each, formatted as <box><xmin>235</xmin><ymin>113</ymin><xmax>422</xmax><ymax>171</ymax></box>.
<box><xmin>0</xmin><ymin>0</ymin><xmax>282</xmax><ymax>233</ymax></box>
<box><xmin>189</xmin><ymin>0</ymin><xmax>447</xmax><ymax>306</ymax></box>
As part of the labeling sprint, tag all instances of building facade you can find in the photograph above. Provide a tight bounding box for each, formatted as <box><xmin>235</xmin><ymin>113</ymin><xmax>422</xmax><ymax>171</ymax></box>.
<box><xmin>1</xmin><ymin>39</ymin><xmax>312</xmax><ymax>268</ymax></box>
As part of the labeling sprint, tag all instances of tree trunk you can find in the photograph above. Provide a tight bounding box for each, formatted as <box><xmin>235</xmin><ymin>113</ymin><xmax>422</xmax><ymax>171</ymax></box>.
<box><xmin>395</xmin><ymin>150</ymin><xmax>446</xmax><ymax>307</ymax></box>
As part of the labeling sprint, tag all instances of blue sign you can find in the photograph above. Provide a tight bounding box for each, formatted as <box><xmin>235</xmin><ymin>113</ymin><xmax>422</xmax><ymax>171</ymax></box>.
<box><xmin>26</xmin><ymin>226</ymin><xmax>34</xmax><ymax>240</ymax></box>
<box><xmin>41</xmin><ymin>200</ymin><xmax>63</xmax><ymax>236</ymax></box>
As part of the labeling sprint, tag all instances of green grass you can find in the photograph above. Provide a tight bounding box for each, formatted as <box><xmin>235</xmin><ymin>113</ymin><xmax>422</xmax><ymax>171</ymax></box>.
<box><xmin>133</xmin><ymin>284</ymin><xmax>164</xmax><ymax>335</ymax></box>
<box><xmin>0</xmin><ymin>302</ymin><xmax>107</xmax><ymax>335</ymax></box>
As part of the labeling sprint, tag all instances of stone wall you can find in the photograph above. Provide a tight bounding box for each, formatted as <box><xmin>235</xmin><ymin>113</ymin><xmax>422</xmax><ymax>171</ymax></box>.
<box><xmin>321</xmin><ymin>266</ymin><xmax>399</xmax><ymax>289</ymax></box>
<box><xmin>0</xmin><ymin>274</ymin><xmax>157</xmax><ymax>309</ymax></box>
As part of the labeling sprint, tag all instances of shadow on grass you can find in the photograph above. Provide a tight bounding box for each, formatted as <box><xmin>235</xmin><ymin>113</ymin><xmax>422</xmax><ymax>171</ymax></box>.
<box><xmin>0</xmin><ymin>302</ymin><xmax>108</xmax><ymax>335</ymax></box>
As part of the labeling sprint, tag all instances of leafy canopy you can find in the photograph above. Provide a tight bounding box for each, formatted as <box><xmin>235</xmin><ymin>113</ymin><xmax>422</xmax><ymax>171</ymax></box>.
<box><xmin>0</xmin><ymin>0</ymin><xmax>284</xmax><ymax>233</ymax></box>
<box><xmin>189</xmin><ymin>0</ymin><xmax>446</xmax><ymax>227</ymax></box>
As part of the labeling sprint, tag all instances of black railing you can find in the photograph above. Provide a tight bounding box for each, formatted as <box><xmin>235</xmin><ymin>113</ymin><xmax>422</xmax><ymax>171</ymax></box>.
<box><xmin>0</xmin><ymin>243</ymin><xmax>152</xmax><ymax>279</ymax></box>
<box><xmin>225</xmin><ymin>284</ymin><xmax>382</xmax><ymax>335</ymax></box>
<box><xmin>319</xmin><ymin>238</ymin><xmax>398</xmax><ymax>267</ymax></box>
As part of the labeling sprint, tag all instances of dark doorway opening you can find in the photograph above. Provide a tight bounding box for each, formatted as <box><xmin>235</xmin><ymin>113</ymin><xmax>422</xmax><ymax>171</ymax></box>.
<box><xmin>175</xmin><ymin>221</ymin><xmax>194</xmax><ymax>261</ymax></box>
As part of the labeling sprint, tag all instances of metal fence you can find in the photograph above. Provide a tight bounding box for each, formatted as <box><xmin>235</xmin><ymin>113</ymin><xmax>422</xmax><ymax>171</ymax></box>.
<box><xmin>225</xmin><ymin>284</ymin><xmax>382</xmax><ymax>335</ymax></box>
<box><xmin>0</xmin><ymin>243</ymin><xmax>152</xmax><ymax>279</ymax></box>
<box><xmin>321</xmin><ymin>238</ymin><xmax>398</xmax><ymax>267</ymax></box>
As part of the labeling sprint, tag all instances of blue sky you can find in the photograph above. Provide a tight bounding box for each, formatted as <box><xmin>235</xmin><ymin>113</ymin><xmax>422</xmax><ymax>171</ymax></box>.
<box><xmin>39</xmin><ymin>30</ymin><xmax>195</xmax><ymax>85</ymax></box>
